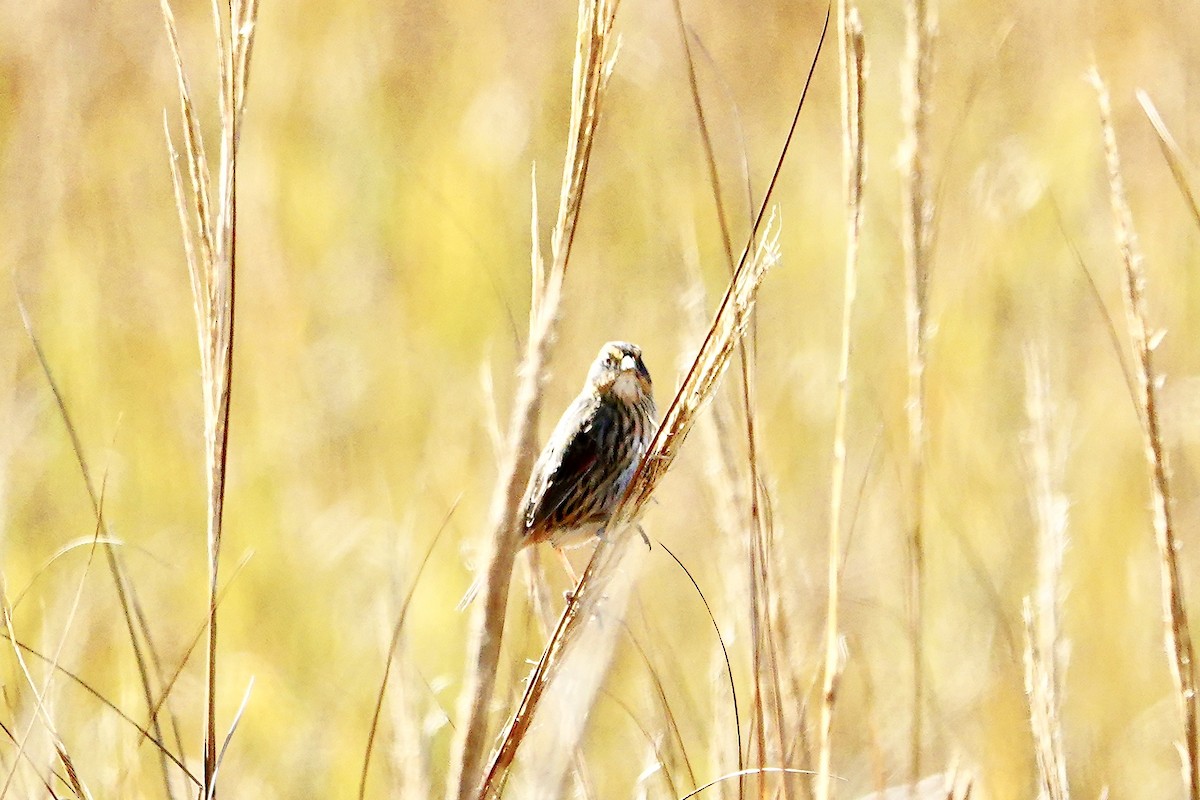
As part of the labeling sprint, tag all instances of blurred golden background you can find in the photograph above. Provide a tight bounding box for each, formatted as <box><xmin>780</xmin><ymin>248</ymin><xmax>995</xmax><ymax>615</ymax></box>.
<box><xmin>2</xmin><ymin>0</ymin><xmax>1200</xmax><ymax>797</ymax></box>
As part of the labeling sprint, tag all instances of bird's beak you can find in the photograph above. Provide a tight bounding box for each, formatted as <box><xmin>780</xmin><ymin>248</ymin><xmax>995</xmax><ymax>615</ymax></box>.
<box><xmin>620</xmin><ymin>353</ymin><xmax>651</xmax><ymax>386</ymax></box>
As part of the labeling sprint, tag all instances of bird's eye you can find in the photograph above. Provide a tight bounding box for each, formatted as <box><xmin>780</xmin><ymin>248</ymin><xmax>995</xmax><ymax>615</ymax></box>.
<box><xmin>620</xmin><ymin>354</ymin><xmax>636</xmax><ymax>372</ymax></box>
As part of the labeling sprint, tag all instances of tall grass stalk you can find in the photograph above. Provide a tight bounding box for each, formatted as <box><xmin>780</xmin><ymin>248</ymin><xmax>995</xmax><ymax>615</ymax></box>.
<box><xmin>816</xmin><ymin>4</ymin><xmax>865</xmax><ymax>799</ymax></box>
<box><xmin>444</xmin><ymin>2</ymin><xmax>620</xmax><ymax>797</ymax></box>
<box><xmin>1091</xmin><ymin>69</ymin><xmax>1200</xmax><ymax>800</ymax></box>
<box><xmin>667</xmin><ymin>0</ymin><xmax>783</xmax><ymax>792</ymax></box>
<box><xmin>160</xmin><ymin>0</ymin><xmax>260</xmax><ymax>795</ymax></box>
<box><xmin>686</xmin><ymin>241</ymin><xmax>753</xmax><ymax>798</ymax></box>
<box><xmin>900</xmin><ymin>0</ymin><xmax>935</xmax><ymax>785</ymax></box>
<box><xmin>1021</xmin><ymin>352</ymin><xmax>1070</xmax><ymax>800</ymax></box>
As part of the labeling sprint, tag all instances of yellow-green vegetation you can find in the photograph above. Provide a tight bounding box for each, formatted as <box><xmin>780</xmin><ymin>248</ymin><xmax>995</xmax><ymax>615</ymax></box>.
<box><xmin>1</xmin><ymin>0</ymin><xmax>1199</xmax><ymax>798</ymax></box>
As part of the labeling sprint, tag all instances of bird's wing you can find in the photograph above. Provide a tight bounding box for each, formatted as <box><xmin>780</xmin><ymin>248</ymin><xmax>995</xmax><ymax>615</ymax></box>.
<box><xmin>523</xmin><ymin>393</ymin><xmax>604</xmax><ymax>534</ymax></box>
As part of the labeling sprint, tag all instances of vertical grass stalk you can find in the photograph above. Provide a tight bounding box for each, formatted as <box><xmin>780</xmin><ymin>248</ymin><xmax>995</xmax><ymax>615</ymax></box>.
<box><xmin>1091</xmin><ymin>69</ymin><xmax>1200</xmax><ymax>800</ymax></box>
<box><xmin>160</xmin><ymin>1</ymin><xmax>261</xmax><ymax>795</ymax></box>
<box><xmin>815</xmin><ymin>5</ymin><xmax>865</xmax><ymax>800</ymax></box>
<box><xmin>1021</xmin><ymin>352</ymin><xmax>1070</xmax><ymax>800</ymax></box>
<box><xmin>667</xmin><ymin>0</ymin><xmax>790</xmax><ymax>789</ymax></box>
<box><xmin>900</xmin><ymin>0</ymin><xmax>935</xmax><ymax>785</ymax></box>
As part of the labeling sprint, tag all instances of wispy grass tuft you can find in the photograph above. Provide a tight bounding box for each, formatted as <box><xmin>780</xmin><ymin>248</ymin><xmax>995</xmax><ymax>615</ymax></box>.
<box><xmin>1091</xmin><ymin>68</ymin><xmax>1200</xmax><ymax>800</ymax></box>
<box><xmin>160</xmin><ymin>0</ymin><xmax>261</xmax><ymax>795</ymax></box>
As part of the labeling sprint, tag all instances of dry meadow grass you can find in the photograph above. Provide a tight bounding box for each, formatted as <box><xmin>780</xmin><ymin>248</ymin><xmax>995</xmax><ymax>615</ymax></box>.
<box><xmin>2</xmin><ymin>0</ymin><xmax>1200</xmax><ymax>798</ymax></box>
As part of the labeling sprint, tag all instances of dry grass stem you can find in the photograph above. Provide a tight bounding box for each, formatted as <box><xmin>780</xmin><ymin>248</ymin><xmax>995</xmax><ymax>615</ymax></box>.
<box><xmin>622</xmin><ymin>213</ymin><xmax>781</xmax><ymax>519</ymax></box>
<box><xmin>522</xmin><ymin>539</ymin><xmax>596</xmax><ymax>799</ymax></box>
<box><xmin>359</xmin><ymin>499</ymin><xmax>459</xmax><ymax>799</ymax></box>
<box><xmin>900</xmin><ymin>0</ymin><xmax>935</xmax><ymax>785</ymax></box>
<box><xmin>0</xmin><ymin>632</ymin><xmax>198</xmax><ymax>787</ymax></box>
<box><xmin>0</xmin><ymin>486</ymin><xmax>135</xmax><ymax>800</ymax></box>
<box><xmin>1135</xmin><ymin>90</ymin><xmax>1200</xmax><ymax>232</ymax></box>
<box><xmin>1091</xmin><ymin>68</ymin><xmax>1199</xmax><ymax>800</ymax></box>
<box><xmin>16</xmin><ymin>298</ymin><xmax>184</xmax><ymax>798</ymax></box>
<box><xmin>678</xmin><ymin>767</ymin><xmax>823</xmax><ymax>800</ymax></box>
<box><xmin>160</xmin><ymin>0</ymin><xmax>261</xmax><ymax>795</ymax></box>
<box><xmin>385</xmin><ymin>659</ymin><xmax>434</xmax><ymax>799</ymax></box>
<box><xmin>627</xmin><ymin>601</ymin><xmax>702</xmax><ymax>792</ymax></box>
<box><xmin>816</xmin><ymin>5</ymin><xmax>866</xmax><ymax>800</ymax></box>
<box><xmin>0</xmin><ymin>578</ymin><xmax>85</xmax><ymax>798</ymax></box>
<box><xmin>529</xmin><ymin>163</ymin><xmax>545</xmax><ymax>325</ymax></box>
<box><xmin>685</xmin><ymin>247</ymin><xmax>751</xmax><ymax>800</ymax></box>
<box><xmin>445</xmin><ymin>2</ymin><xmax>620</xmax><ymax>798</ymax></box>
<box><xmin>669</xmin><ymin>1</ymin><xmax>789</xmax><ymax>789</ymax></box>
<box><xmin>670</xmin><ymin>0</ymin><xmax>735</xmax><ymax>268</ymax></box>
<box><xmin>670</xmin><ymin>20</ymin><xmax>826</xmax><ymax>799</ymax></box>
<box><xmin>548</xmin><ymin>0</ymin><xmax>620</xmax><ymax>277</ymax></box>
<box><xmin>1021</xmin><ymin>352</ymin><xmax>1070</xmax><ymax>800</ymax></box>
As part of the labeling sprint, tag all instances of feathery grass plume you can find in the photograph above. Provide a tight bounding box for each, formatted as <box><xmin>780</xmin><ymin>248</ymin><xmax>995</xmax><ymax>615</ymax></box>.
<box><xmin>1135</xmin><ymin>90</ymin><xmax>1200</xmax><ymax>232</ymax></box>
<box><xmin>816</xmin><ymin>5</ymin><xmax>866</xmax><ymax>800</ymax></box>
<box><xmin>445</xmin><ymin>2</ymin><xmax>620</xmax><ymax>798</ymax></box>
<box><xmin>160</xmin><ymin>0</ymin><xmax>260</xmax><ymax>795</ymax></box>
<box><xmin>900</xmin><ymin>0</ymin><xmax>935</xmax><ymax>785</ymax></box>
<box><xmin>1091</xmin><ymin>68</ymin><xmax>1200</xmax><ymax>800</ymax></box>
<box><xmin>1021</xmin><ymin>350</ymin><xmax>1070</xmax><ymax>800</ymax></box>
<box><xmin>479</xmin><ymin>210</ymin><xmax>782</xmax><ymax>799</ymax></box>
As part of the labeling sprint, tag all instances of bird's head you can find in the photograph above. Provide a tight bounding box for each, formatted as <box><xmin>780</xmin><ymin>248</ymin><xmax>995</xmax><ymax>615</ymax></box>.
<box><xmin>586</xmin><ymin>341</ymin><xmax>652</xmax><ymax>403</ymax></box>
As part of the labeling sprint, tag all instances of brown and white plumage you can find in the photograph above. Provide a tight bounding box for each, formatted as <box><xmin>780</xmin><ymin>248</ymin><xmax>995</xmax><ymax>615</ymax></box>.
<box><xmin>459</xmin><ymin>341</ymin><xmax>655</xmax><ymax>609</ymax></box>
<box><xmin>521</xmin><ymin>341</ymin><xmax>656</xmax><ymax>547</ymax></box>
